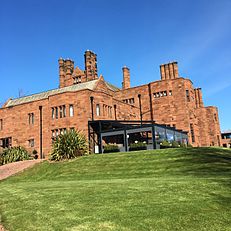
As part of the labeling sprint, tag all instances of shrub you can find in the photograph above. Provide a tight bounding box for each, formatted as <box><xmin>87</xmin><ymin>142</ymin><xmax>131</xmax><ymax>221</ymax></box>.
<box><xmin>103</xmin><ymin>144</ymin><xmax>120</xmax><ymax>153</ymax></box>
<box><xmin>129</xmin><ymin>142</ymin><xmax>147</xmax><ymax>151</ymax></box>
<box><xmin>160</xmin><ymin>140</ymin><xmax>171</xmax><ymax>149</ymax></box>
<box><xmin>180</xmin><ymin>143</ymin><xmax>187</xmax><ymax>148</ymax></box>
<box><xmin>50</xmin><ymin>130</ymin><xmax>88</xmax><ymax>161</ymax></box>
<box><xmin>0</xmin><ymin>146</ymin><xmax>30</xmax><ymax>165</ymax></box>
<box><xmin>171</xmin><ymin>141</ymin><xmax>181</xmax><ymax>148</ymax></box>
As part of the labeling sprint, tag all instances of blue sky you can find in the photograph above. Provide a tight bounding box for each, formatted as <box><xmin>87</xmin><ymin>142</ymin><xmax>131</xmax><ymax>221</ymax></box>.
<box><xmin>0</xmin><ymin>0</ymin><xmax>230</xmax><ymax>131</ymax></box>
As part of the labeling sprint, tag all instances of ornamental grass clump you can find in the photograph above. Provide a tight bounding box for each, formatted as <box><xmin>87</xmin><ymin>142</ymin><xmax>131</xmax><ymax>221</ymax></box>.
<box><xmin>0</xmin><ymin>146</ymin><xmax>30</xmax><ymax>165</ymax></box>
<box><xmin>50</xmin><ymin>130</ymin><xmax>88</xmax><ymax>161</ymax></box>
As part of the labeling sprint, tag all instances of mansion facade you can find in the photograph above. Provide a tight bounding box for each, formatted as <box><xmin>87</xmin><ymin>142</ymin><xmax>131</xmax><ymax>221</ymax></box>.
<box><xmin>0</xmin><ymin>51</ymin><xmax>221</xmax><ymax>157</ymax></box>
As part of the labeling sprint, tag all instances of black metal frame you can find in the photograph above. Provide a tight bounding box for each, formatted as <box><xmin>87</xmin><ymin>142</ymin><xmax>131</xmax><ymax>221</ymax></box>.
<box><xmin>88</xmin><ymin>120</ymin><xmax>188</xmax><ymax>154</ymax></box>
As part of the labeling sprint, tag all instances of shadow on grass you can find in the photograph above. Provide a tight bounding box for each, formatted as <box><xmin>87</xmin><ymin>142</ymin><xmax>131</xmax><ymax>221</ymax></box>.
<box><xmin>172</xmin><ymin>148</ymin><xmax>231</xmax><ymax>204</ymax></box>
<box><xmin>175</xmin><ymin>148</ymin><xmax>231</xmax><ymax>176</ymax></box>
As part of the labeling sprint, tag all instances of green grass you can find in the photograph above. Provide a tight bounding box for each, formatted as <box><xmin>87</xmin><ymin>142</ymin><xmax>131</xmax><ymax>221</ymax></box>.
<box><xmin>0</xmin><ymin>148</ymin><xmax>231</xmax><ymax>231</ymax></box>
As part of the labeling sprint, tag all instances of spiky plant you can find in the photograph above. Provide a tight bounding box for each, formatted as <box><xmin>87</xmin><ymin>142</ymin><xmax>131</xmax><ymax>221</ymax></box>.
<box><xmin>50</xmin><ymin>130</ymin><xmax>88</xmax><ymax>161</ymax></box>
<box><xmin>0</xmin><ymin>146</ymin><xmax>30</xmax><ymax>165</ymax></box>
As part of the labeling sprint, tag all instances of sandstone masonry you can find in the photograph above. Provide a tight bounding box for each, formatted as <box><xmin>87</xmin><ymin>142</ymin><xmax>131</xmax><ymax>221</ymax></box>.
<box><xmin>0</xmin><ymin>51</ymin><xmax>222</xmax><ymax>157</ymax></box>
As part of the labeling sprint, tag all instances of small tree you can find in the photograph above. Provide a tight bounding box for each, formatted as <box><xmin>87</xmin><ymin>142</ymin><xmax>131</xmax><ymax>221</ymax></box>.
<box><xmin>50</xmin><ymin>130</ymin><xmax>88</xmax><ymax>161</ymax></box>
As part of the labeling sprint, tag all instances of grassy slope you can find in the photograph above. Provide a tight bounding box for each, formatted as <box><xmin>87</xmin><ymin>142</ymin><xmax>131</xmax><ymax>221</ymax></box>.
<box><xmin>0</xmin><ymin>148</ymin><xmax>231</xmax><ymax>231</ymax></box>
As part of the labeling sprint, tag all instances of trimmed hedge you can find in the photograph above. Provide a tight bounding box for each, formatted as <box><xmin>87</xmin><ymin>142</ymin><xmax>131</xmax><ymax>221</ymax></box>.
<box><xmin>129</xmin><ymin>142</ymin><xmax>147</xmax><ymax>151</ymax></box>
<box><xmin>103</xmin><ymin>144</ymin><xmax>120</xmax><ymax>153</ymax></box>
<box><xmin>160</xmin><ymin>140</ymin><xmax>192</xmax><ymax>149</ymax></box>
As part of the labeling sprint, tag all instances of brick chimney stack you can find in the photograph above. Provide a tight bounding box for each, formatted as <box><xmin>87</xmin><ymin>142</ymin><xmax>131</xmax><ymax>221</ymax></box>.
<box><xmin>160</xmin><ymin>62</ymin><xmax>179</xmax><ymax>80</ymax></box>
<box><xmin>59</xmin><ymin>58</ymin><xmax>74</xmax><ymax>88</ymax></box>
<box><xmin>194</xmin><ymin>88</ymin><xmax>204</xmax><ymax>108</ymax></box>
<box><xmin>59</xmin><ymin>58</ymin><xmax>65</xmax><ymax>88</ymax></box>
<box><xmin>65</xmin><ymin>59</ymin><xmax>74</xmax><ymax>80</ymax></box>
<box><xmin>122</xmin><ymin>66</ymin><xmax>130</xmax><ymax>89</ymax></box>
<box><xmin>84</xmin><ymin>50</ymin><xmax>98</xmax><ymax>81</ymax></box>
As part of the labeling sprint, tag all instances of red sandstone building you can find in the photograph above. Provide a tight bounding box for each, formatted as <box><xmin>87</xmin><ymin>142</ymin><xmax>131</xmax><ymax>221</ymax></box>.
<box><xmin>0</xmin><ymin>51</ymin><xmax>221</xmax><ymax>157</ymax></box>
<box><xmin>221</xmin><ymin>131</ymin><xmax>231</xmax><ymax>148</ymax></box>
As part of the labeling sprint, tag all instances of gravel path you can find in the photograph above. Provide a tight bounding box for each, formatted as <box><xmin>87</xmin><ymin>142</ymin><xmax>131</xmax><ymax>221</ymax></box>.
<box><xmin>0</xmin><ymin>159</ymin><xmax>43</xmax><ymax>230</ymax></box>
<box><xmin>0</xmin><ymin>159</ymin><xmax>43</xmax><ymax>181</ymax></box>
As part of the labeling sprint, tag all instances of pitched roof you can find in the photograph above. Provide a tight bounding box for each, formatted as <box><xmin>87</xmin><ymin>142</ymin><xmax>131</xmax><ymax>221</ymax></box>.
<box><xmin>4</xmin><ymin>79</ymin><xmax>99</xmax><ymax>107</ymax></box>
<box><xmin>222</xmin><ymin>130</ymin><xmax>231</xmax><ymax>134</ymax></box>
<box><xmin>105</xmin><ymin>81</ymin><xmax>120</xmax><ymax>91</ymax></box>
<box><xmin>4</xmin><ymin>79</ymin><xmax>120</xmax><ymax>108</ymax></box>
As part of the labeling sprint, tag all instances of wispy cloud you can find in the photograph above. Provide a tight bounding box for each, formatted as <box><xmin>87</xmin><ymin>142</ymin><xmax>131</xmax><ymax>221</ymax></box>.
<box><xmin>174</xmin><ymin>1</ymin><xmax>231</xmax><ymax>65</ymax></box>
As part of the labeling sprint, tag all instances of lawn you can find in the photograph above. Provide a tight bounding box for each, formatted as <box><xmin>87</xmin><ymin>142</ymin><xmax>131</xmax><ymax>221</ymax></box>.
<box><xmin>0</xmin><ymin>148</ymin><xmax>231</xmax><ymax>231</ymax></box>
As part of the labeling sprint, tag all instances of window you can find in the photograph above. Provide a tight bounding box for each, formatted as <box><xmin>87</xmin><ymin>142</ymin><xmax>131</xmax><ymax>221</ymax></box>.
<box><xmin>60</xmin><ymin>106</ymin><xmax>63</xmax><ymax>118</ymax></box>
<box><xmin>96</xmin><ymin>104</ymin><xmax>100</xmax><ymax>116</ymax></box>
<box><xmin>52</xmin><ymin>108</ymin><xmax>55</xmax><ymax>119</ymax></box>
<box><xmin>123</xmin><ymin>98</ymin><xmax>134</xmax><ymax>104</ymax></box>
<box><xmin>74</xmin><ymin>76</ymin><xmax>82</xmax><ymax>84</ymax></box>
<box><xmin>28</xmin><ymin>139</ymin><xmax>34</xmax><ymax>147</ymax></box>
<box><xmin>69</xmin><ymin>105</ymin><xmax>74</xmax><ymax>117</ymax></box>
<box><xmin>51</xmin><ymin>130</ymin><xmax>60</xmax><ymax>143</ymax></box>
<box><xmin>55</xmin><ymin>107</ymin><xmax>58</xmax><ymax>119</ymax></box>
<box><xmin>128</xmin><ymin>98</ymin><xmax>135</xmax><ymax>104</ymax></box>
<box><xmin>108</xmin><ymin>106</ymin><xmax>112</xmax><ymax>118</ymax></box>
<box><xmin>214</xmin><ymin>113</ymin><xmax>217</xmax><ymax>121</ymax></box>
<box><xmin>0</xmin><ymin>137</ymin><xmax>12</xmax><ymax>148</ymax></box>
<box><xmin>52</xmin><ymin>106</ymin><xmax>66</xmax><ymax>119</ymax></box>
<box><xmin>59</xmin><ymin>128</ymin><xmax>67</xmax><ymax>135</ymax></box>
<box><xmin>63</xmin><ymin>105</ymin><xmax>66</xmax><ymax>117</ymax></box>
<box><xmin>0</xmin><ymin>119</ymin><xmax>2</xmax><ymax>130</ymax></box>
<box><xmin>70</xmin><ymin>127</ymin><xmax>75</xmax><ymax>131</ymax></box>
<box><xmin>59</xmin><ymin>105</ymin><xmax>66</xmax><ymax>118</ymax></box>
<box><xmin>153</xmin><ymin>91</ymin><xmax>169</xmax><ymax>99</ymax></box>
<box><xmin>190</xmin><ymin>123</ymin><xmax>195</xmax><ymax>143</ymax></box>
<box><xmin>28</xmin><ymin>113</ymin><xmax>34</xmax><ymax>125</ymax></box>
<box><xmin>186</xmin><ymin>90</ymin><xmax>190</xmax><ymax>102</ymax></box>
<box><xmin>169</xmin><ymin>90</ymin><xmax>172</xmax><ymax>96</ymax></box>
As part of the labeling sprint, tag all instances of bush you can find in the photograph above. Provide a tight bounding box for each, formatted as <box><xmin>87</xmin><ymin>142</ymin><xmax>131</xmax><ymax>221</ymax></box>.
<box><xmin>129</xmin><ymin>142</ymin><xmax>147</xmax><ymax>151</ymax></box>
<box><xmin>0</xmin><ymin>146</ymin><xmax>30</xmax><ymax>165</ymax></box>
<box><xmin>180</xmin><ymin>143</ymin><xmax>187</xmax><ymax>148</ymax></box>
<box><xmin>50</xmin><ymin>130</ymin><xmax>88</xmax><ymax>161</ymax></box>
<box><xmin>160</xmin><ymin>140</ymin><xmax>171</xmax><ymax>149</ymax></box>
<box><xmin>103</xmin><ymin>144</ymin><xmax>120</xmax><ymax>153</ymax></box>
<box><xmin>171</xmin><ymin>141</ymin><xmax>181</xmax><ymax>148</ymax></box>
